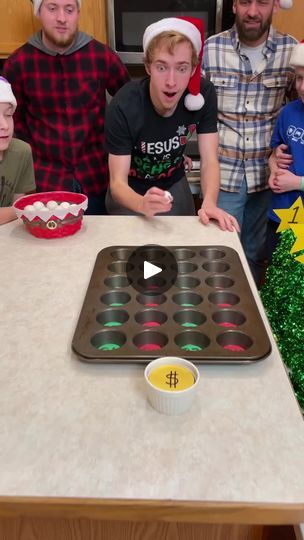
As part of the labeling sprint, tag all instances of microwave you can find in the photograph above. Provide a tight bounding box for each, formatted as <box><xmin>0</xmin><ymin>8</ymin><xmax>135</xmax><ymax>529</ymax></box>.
<box><xmin>107</xmin><ymin>0</ymin><xmax>235</xmax><ymax>65</ymax></box>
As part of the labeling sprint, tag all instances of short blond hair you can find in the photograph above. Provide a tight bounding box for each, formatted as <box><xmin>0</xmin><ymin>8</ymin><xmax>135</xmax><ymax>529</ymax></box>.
<box><xmin>144</xmin><ymin>31</ymin><xmax>199</xmax><ymax>68</ymax></box>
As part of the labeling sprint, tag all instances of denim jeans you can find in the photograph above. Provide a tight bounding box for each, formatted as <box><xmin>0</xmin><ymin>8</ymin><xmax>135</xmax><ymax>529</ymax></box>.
<box><xmin>217</xmin><ymin>177</ymin><xmax>271</xmax><ymax>285</ymax></box>
<box><xmin>85</xmin><ymin>192</ymin><xmax>108</xmax><ymax>215</ymax></box>
<box><xmin>266</xmin><ymin>218</ymin><xmax>281</xmax><ymax>264</ymax></box>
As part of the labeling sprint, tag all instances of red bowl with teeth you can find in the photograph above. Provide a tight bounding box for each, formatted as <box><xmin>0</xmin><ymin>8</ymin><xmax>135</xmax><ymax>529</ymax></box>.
<box><xmin>13</xmin><ymin>191</ymin><xmax>88</xmax><ymax>239</ymax></box>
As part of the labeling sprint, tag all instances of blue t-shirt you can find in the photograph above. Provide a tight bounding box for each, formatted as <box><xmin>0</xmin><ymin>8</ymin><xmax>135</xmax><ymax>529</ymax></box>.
<box><xmin>269</xmin><ymin>99</ymin><xmax>304</xmax><ymax>222</ymax></box>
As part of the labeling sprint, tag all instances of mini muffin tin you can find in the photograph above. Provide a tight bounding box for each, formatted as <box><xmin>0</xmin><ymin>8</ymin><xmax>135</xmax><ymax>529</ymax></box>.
<box><xmin>72</xmin><ymin>245</ymin><xmax>271</xmax><ymax>364</ymax></box>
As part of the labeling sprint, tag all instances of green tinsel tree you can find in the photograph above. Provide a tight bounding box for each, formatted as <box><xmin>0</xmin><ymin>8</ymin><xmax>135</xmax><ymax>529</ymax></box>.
<box><xmin>260</xmin><ymin>229</ymin><xmax>304</xmax><ymax>411</ymax></box>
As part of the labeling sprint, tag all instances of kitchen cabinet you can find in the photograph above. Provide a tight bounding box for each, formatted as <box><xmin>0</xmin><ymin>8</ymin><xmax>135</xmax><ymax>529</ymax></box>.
<box><xmin>273</xmin><ymin>0</ymin><xmax>303</xmax><ymax>40</ymax></box>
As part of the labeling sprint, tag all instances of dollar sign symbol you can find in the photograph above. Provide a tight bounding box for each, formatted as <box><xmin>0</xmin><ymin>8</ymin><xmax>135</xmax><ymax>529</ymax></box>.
<box><xmin>166</xmin><ymin>370</ymin><xmax>179</xmax><ymax>388</ymax></box>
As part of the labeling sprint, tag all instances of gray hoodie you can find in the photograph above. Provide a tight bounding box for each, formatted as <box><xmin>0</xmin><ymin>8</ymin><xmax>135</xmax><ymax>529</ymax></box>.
<box><xmin>28</xmin><ymin>30</ymin><xmax>92</xmax><ymax>55</ymax></box>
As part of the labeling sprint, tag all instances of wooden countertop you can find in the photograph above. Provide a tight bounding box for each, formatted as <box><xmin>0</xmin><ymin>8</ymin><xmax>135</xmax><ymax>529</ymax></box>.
<box><xmin>0</xmin><ymin>216</ymin><xmax>303</xmax><ymax>524</ymax></box>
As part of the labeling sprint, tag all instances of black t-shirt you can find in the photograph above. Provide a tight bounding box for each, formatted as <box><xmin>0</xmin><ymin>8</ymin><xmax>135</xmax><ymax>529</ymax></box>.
<box><xmin>105</xmin><ymin>77</ymin><xmax>217</xmax><ymax>195</ymax></box>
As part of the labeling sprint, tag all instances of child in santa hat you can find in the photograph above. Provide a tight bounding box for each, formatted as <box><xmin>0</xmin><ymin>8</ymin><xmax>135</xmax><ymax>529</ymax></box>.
<box><xmin>104</xmin><ymin>17</ymin><xmax>239</xmax><ymax>231</ymax></box>
<box><xmin>266</xmin><ymin>40</ymin><xmax>304</xmax><ymax>260</ymax></box>
<box><xmin>0</xmin><ymin>77</ymin><xmax>35</xmax><ymax>225</ymax></box>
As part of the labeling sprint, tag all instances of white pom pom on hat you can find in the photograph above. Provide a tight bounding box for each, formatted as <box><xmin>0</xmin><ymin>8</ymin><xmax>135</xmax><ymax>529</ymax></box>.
<box><xmin>143</xmin><ymin>17</ymin><xmax>205</xmax><ymax>111</ymax></box>
<box><xmin>32</xmin><ymin>0</ymin><xmax>81</xmax><ymax>16</ymax></box>
<box><xmin>279</xmin><ymin>0</ymin><xmax>293</xmax><ymax>8</ymax></box>
<box><xmin>0</xmin><ymin>76</ymin><xmax>17</xmax><ymax>112</ymax></box>
<box><xmin>290</xmin><ymin>40</ymin><xmax>304</xmax><ymax>67</ymax></box>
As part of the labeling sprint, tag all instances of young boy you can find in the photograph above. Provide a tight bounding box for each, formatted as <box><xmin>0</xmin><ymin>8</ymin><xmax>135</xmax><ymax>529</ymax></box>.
<box><xmin>0</xmin><ymin>77</ymin><xmax>35</xmax><ymax>225</ymax></box>
<box><xmin>105</xmin><ymin>17</ymin><xmax>239</xmax><ymax>232</ymax></box>
<box><xmin>267</xmin><ymin>40</ymin><xmax>304</xmax><ymax>259</ymax></box>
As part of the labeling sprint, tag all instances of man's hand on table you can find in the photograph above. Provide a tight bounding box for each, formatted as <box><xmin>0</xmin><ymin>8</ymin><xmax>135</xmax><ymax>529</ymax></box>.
<box><xmin>198</xmin><ymin>203</ymin><xmax>240</xmax><ymax>232</ymax></box>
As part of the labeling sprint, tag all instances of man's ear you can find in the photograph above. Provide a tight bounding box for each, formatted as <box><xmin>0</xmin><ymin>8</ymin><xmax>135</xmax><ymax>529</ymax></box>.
<box><xmin>144</xmin><ymin>63</ymin><xmax>151</xmax><ymax>76</ymax></box>
<box><xmin>232</xmin><ymin>1</ymin><xmax>236</xmax><ymax>15</ymax></box>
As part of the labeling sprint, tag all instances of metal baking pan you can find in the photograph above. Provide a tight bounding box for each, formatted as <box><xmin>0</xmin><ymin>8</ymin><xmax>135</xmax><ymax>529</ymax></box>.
<box><xmin>72</xmin><ymin>245</ymin><xmax>271</xmax><ymax>364</ymax></box>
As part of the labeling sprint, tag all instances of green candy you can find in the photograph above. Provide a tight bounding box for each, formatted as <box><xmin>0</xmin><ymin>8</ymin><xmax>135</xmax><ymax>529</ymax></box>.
<box><xmin>181</xmin><ymin>344</ymin><xmax>202</xmax><ymax>352</ymax></box>
<box><xmin>98</xmin><ymin>343</ymin><xmax>120</xmax><ymax>351</ymax></box>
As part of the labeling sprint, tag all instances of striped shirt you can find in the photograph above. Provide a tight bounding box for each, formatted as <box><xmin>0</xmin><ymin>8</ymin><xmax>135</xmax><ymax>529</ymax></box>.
<box><xmin>203</xmin><ymin>26</ymin><xmax>297</xmax><ymax>193</ymax></box>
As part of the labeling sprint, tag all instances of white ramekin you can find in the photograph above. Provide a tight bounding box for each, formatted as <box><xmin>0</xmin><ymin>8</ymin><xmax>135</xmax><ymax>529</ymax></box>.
<box><xmin>144</xmin><ymin>356</ymin><xmax>200</xmax><ymax>415</ymax></box>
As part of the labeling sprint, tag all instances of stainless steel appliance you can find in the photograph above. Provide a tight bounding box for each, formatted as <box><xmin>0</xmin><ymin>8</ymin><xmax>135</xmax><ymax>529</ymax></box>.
<box><xmin>107</xmin><ymin>0</ymin><xmax>234</xmax><ymax>65</ymax></box>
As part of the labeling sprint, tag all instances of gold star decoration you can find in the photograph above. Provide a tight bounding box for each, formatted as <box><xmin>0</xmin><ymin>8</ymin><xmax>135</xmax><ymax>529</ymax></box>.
<box><xmin>273</xmin><ymin>196</ymin><xmax>304</xmax><ymax>233</ymax></box>
<box><xmin>274</xmin><ymin>197</ymin><xmax>304</xmax><ymax>264</ymax></box>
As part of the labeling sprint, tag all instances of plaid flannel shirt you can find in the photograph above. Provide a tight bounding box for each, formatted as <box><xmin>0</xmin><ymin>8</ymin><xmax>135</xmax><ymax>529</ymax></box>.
<box><xmin>3</xmin><ymin>39</ymin><xmax>130</xmax><ymax>196</ymax></box>
<box><xmin>203</xmin><ymin>26</ymin><xmax>297</xmax><ymax>193</ymax></box>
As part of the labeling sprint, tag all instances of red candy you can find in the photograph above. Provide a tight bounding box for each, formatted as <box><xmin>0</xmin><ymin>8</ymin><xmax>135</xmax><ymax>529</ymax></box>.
<box><xmin>139</xmin><ymin>344</ymin><xmax>161</xmax><ymax>351</ymax></box>
<box><xmin>223</xmin><ymin>344</ymin><xmax>245</xmax><ymax>352</ymax></box>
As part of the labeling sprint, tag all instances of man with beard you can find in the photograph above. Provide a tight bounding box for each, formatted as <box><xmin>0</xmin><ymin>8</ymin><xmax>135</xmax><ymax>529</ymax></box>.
<box><xmin>203</xmin><ymin>0</ymin><xmax>297</xmax><ymax>286</ymax></box>
<box><xmin>3</xmin><ymin>0</ymin><xmax>130</xmax><ymax>214</ymax></box>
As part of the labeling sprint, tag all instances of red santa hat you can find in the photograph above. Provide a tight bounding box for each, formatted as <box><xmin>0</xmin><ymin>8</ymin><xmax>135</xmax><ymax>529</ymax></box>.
<box><xmin>0</xmin><ymin>76</ymin><xmax>17</xmax><ymax>112</ymax></box>
<box><xmin>279</xmin><ymin>0</ymin><xmax>293</xmax><ymax>7</ymax></box>
<box><xmin>143</xmin><ymin>17</ymin><xmax>205</xmax><ymax>111</ymax></box>
<box><xmin>290</xmin><ymin>40</ymin><xmax>304</xmax><ymax>67</ymax></box>
<box><xmin>31</xmin><ymin>0</ymin><xmax>81</xmax><ymax>16</ymax></box>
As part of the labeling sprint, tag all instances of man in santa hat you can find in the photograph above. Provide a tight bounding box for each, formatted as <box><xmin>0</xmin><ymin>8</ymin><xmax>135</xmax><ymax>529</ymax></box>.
<box><xmin>203</xmin><ymin>0</ymin><xmax>297</xmax><ymax>285</ymax></box>
<box><xmin>105</xmin><ymin>16</ymin><xmax>240</xmax><ymax>232</ymax></box>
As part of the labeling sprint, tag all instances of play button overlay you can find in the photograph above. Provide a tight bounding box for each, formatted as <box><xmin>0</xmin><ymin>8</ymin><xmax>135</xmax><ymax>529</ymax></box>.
<box><xmin>144</xmin><ymin>261</ymin><xmax>162</xmax><ymax>280</ymax></box>
<box><xmin>126</xmin><ymin>244</ymin><xmax>178</xmax><ymax>295</ymax></box>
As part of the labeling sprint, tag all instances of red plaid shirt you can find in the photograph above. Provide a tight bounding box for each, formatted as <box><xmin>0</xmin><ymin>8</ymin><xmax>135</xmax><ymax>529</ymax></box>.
<box><xmin>3</xmin><ymin>38</ymin><xmax>130</xmax><ymax>196</ymax></box>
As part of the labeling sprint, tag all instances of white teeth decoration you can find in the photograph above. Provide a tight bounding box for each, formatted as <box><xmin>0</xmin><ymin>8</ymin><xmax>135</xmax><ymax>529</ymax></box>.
<box><xmin>16</xmin><ymin>199</ymin><xmax>84</xmax><ymax>222</ymax></box>
<box><xmin>69</xmin><ymin>204</ymin><xmax>79</xmax><ymax>214</ymax></box>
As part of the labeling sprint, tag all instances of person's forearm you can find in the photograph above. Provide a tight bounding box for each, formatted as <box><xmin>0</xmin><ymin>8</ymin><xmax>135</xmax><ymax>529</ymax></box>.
<box><xmin>269</xmin><ymin>152</ymin><xmax>278</xmax><ymax>173</ymax></box>
<box><xmin>200</xmin><ymin>160</ymin><xmax>220</xmax><ymax>207</ymax></box>
<box><xmin>111</xmin><ymin>179</ymin><xmax>145</xmax><ymax>214</ymax></box>
<box><xmin>0</xmin><ymin>207</ymin><xmax>17</xmax><ymax>225</ymax></box>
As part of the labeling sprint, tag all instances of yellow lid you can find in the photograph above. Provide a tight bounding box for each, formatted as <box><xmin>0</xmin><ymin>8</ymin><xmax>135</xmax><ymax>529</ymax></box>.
<box><xmin>148</xmin><ymin>364</ymin><xmax>195</xmax><ymax>391</ymax></box>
